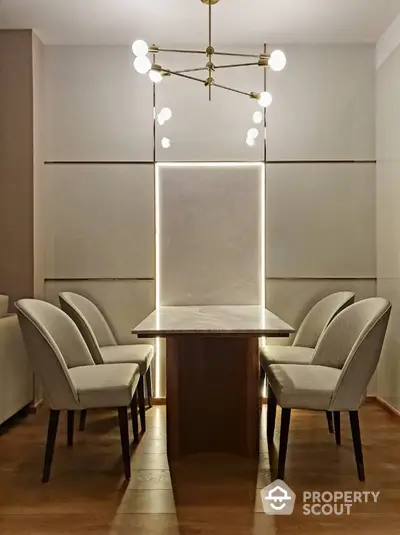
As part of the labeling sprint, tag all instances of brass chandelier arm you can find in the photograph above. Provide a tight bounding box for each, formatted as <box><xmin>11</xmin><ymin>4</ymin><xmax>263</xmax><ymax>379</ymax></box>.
<box><xmin>213</xmin><ymin>51</ymin><xmax>260</xmax><ymax>58</ymax></box>
<box><xmin>155</xmin><ymin>48</ymin><xmax>261</xmax><ymax>59</ymax></box>
<box><xmin>165</xmin><ymin>69</ymin><xmax>208</xmax><ymax>84</ymax></box>
<box><xmin>165</xmin><ymin>68</ymin><xmax>256</xmax><ymax>99</ymax></box>
<box><xmin>212</xmin><ymin>82</ymin><xmax>254</xmax><ymax>98</ymax></box>
<box><xmin>156</xmin><ymin>47</ymin><xmax>208</xmax><ymax>55</ymax></box>
<box><xmin>214</xmin><ymin>62</ymin><xmax>259</xmax><ymax>69</ymax></box>
<box><xmin>208</xmin><ymin>0</ymin><xmax>212</xmax><ymax>101</ymax></box>
<box><xmin>175</xmin><ymin>66</ymin><xmax>209</xmax><ymax>74</ymax></box>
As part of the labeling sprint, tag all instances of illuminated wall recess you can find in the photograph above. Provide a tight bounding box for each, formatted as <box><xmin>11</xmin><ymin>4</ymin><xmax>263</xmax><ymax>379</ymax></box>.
<box><xmin>154</xmin><ymin>161</ymin><xmax>266</xmax><ymax>398</ymax></box>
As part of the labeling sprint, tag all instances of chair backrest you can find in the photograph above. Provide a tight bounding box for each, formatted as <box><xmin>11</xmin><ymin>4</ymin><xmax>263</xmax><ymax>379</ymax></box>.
<box><xmin>59</xmin><ymin>292</ymin><xmax>117</xmax><ymax>365</ymax></box>
<box><xmin>311</xmin><ymin>297</ymin><xmax>391</xmax><ymax>411</ymax></box>
<box><xmin>293</xmin><ymin>291</ymin><xmax>355</xmax><ymax>348</ymax></box>
<box><xmin>15</xmin><ymin>299</ymin><xmax>95</xmax><ymax>410</ymax></box>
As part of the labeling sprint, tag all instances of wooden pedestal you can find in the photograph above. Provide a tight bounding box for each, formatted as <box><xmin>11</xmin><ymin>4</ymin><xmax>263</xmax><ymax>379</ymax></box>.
<box><xmin>166</xmin><ymin>336</ymin><xmax>260</xmax><ymax>461</ymax></box>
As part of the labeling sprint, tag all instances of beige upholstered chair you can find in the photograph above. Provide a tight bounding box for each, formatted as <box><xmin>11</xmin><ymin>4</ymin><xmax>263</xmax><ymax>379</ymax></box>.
<box><xmin>266</xmin><ymin>297</ymin><xmax>391</xmax><ymax>481</ymax></box>
<box><xmin>260</xmin><ymin>291</ymin><xmax>355</xmax><ymax>433</ymax></box>
<box><xmin>0</xmin><ymin>297</ymin><xmax>33</xmax><ymax>425</ymax></box>
<box><xmin>15</xmin><ymin>299</ymin><xmax>141</xmax><ymax>482</ymax></box>
<box><xmin>59</xmin><ymin>292</ymin><xmax>154</xmax><ymax>434</ymax></box>
<box><xmin>0</xmin><ymin>294</ymin><xmax>9</xmax><ymax>318</ymax></box>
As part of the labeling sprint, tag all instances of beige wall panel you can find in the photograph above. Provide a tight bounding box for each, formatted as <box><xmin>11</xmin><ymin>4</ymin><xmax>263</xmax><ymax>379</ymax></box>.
<box><xmin>44</xmin><ymin>164</ymin><xmax>154</xmax><ymax>279</ymax></box>
<box><xmin>44</xmin><ymin>46</ymin><xmax>154</xmax><ymax>161</ymax></box>
<box><xmin>266</xmin><ymin>163</ymin><xmax>376</xmax><ymax>278</ymax></box>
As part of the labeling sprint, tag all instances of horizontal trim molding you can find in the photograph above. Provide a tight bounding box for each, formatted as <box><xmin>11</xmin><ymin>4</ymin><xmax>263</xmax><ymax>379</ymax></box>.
<box><xmin>44</xmin><ymin>161</ymin><xmax>154</xmax><ymax>165</ymax></box>
<box><xmin>44</xmin><ymin>159</ymin><xmax>376</xmax><ymax>165</ymax></box>
<box><xmin>267</xmin><ymin>276</ymin><xmax>376</xmax><ymax>281</ymax></box>
<box><xmin>44</xmin><ymin>277</ymin><xmax>154</xmax><ymax>282</ymax></box>
<box><xmin>265</xmin><ymin>160</ymin><xmax>376</xmax><ymax>164</ymax></box>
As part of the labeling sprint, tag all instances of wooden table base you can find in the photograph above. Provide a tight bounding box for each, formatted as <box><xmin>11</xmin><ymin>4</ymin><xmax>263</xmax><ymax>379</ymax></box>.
<box><xmin>166</xmin><ymin>336</ymin><xmax>260</xmax><ymax>461</ymax></box>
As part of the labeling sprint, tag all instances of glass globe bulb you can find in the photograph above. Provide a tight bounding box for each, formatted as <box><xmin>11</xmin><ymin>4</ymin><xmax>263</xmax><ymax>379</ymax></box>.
<box><xmin>132</xmin><ymin>40</ymin><xmax>149</xmax><ymax>57</ymax></box>
<box><xmin>161</xmin><ymin>137</ymin><xmax>171</xmax><ymax>149</ymax></box>
<box><xmin>253</xmin><ymin>111</ymin><xmax>263</xmax><ymax>124</ymax></box>
<box><xmin>149</xmin><ymin>70</ymin><xmax>163</xmax><ymax>83</ymax></box>
<box><xmin>134</xmin><ymin>56</ymin><xmax>151</xmax><ymax>74</ymax></box>
<box><xmin>160</xmin><ymin>107</ymin><xmax>172</xmax><ymax>121</ymax></box>
<box><xmin>247</xmin><ymin>128</ymin><xmax>259</xmax><ymax>139</ymax></box>
<box><xmin>269</xmin><ymin>50</ymin><xmax>287</xmax><ymax>72</ymax></box>
<box><xmin>258</xmin><ymin>91</ymin><xmax>272</xmax><ymax>108</ymax></box>
<box><xmin>246</xmin><ymin>137</ymin><xmax>255</xmax><ymax>147</ymax></box>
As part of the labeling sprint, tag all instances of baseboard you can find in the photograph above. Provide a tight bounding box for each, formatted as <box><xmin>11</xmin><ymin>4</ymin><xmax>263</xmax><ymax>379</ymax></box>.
<box><xmin>153</xmin><ymin>397</ymin><xmax>166</xmax><ymax>405</ymax></box>
<box><xmin>374</xmin><ymin>396</ymin><xmax>400</xmax><ymax>417</ymax></box>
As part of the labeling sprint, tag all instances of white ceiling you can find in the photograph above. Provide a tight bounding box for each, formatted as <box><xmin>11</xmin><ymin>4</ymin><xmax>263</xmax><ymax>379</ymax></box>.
<box><xmin>0</xmin><ymin>0</ymin><xmax>400</xmax><ymax>46</ymax></box>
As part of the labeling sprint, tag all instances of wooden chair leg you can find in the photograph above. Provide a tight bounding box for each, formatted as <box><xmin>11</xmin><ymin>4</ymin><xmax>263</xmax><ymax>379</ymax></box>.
<box><xmin>145</xmin><ymin>368</ymin><xmax>153</xmax><ymax>408</ymax></box>
<box><xmin>267</xmin><ymin>385</ymin><xmax>277</xmax><ymax>445</ymax></box>
<box><xmin>118</xmin><ymin>407</ymin><xmax>131</xmax><ymax>480</ymax></box>
<box><xmin>42</xmin><ymin>409</ymin><xmax>60</xmax><ymax>483</ymax></box>
<box><xmin>333</xmin><ymin>411</ymin><xmax>341</xmax><ymax>445</ymax></box>
<box><xmin>326</xmin><ymin>411</ymin><xmax>334</xmax><ymax>434</ymax></box>
<box><xmin>67</xmin><ymin>410</ymin><xmax>74</xmax><ymax>447</ymax></box>
<box><xmin>138</xmin><ymin>376</ymin><xmax>146</xmax><ymax>433</ymax></box>
<box><xmin>79</xmin><ymin>410</ymin><xmax>87</xmax><ymax>431</ymax></box>
<box><xmin>130</xmin><ymin>392</ymin><xmax>139</xmax><ymax>443</ymax></box>
<box><xmin>349</xmin><ymin>411</ymin><xmax>365</xmax><ymax>482</ymax></box>
<box><xmin>277</xmin><ymin>408</ymin><xmax>291</xmax><ymax>481</ymax></box>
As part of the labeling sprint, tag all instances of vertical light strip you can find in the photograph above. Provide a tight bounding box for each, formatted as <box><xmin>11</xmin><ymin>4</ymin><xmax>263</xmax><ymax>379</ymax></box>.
<box><xmin>260</xmin><ymin>163</ymin><xmax>266</xmax><ymax>310</ymax></box>
<box><xmin>261</xmin><ymin>163</ymin><xmax>267</xmax><ymax>399</ymax></box>
<box><xmin>262</xmin><ymin>48</ymin><xmax>268</xmax><ymax>398</ymax></box>
<box><xmin>155</xmin><ymin>163</ymin><xmax>161</xmax><ymax>398</ymax></box>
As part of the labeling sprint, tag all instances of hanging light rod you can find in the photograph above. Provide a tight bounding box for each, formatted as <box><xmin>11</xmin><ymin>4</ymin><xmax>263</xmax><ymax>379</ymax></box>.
<box><xmin>131</xmin><ymin>0</ymin><xmax>286</xmax><ymax>106</ymax></box>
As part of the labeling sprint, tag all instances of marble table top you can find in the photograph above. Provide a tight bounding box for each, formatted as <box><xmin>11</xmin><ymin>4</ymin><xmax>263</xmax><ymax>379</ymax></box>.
<box><xmin>132</xmin><ymin>305</ymin><xmax>295</xmax><ymax>337</ymax></box>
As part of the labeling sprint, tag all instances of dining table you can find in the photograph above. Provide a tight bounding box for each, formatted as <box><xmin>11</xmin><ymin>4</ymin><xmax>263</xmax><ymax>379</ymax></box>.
<box><xmin>132</xmin><ymin>305</ymin><xmax>294</xmax><ymax>462</ymax></box>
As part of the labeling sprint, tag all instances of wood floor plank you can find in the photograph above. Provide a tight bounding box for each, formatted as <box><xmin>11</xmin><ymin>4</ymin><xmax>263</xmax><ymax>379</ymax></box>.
<box><xmin>0</xmin><ymin>404</ymin><xmax>399</xmax><ymax>533</ymax></box>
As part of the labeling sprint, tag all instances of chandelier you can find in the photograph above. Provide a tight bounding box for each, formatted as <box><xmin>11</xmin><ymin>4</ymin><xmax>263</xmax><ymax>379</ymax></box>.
<box><xmin>131</xmin><ymin>0</ymin><xmax>286</xmax><ymax>109</ymax></box>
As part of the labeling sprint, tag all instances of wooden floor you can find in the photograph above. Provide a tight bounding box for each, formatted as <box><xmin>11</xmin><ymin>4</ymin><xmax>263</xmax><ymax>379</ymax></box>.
<box><xmin>0</xmin><ymin>402</ymin><xmax>399</xmax><ymax>534</ymax></box>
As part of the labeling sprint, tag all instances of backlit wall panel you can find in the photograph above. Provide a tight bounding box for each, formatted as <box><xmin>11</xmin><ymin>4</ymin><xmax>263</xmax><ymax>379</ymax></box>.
<box><xmin>158</xmin><ymin>164</ymin><xmax>263</xmax><ymax>306</ymax></box>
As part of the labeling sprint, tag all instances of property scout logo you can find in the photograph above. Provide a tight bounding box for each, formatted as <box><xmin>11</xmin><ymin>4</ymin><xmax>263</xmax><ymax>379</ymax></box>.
<box><xmin>261</xmin><ymin>480</ymin><xmax>380</xmax><ymax>516</ymax></box>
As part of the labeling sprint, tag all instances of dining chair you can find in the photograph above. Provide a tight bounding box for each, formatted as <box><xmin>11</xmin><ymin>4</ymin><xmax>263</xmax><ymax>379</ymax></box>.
<box><xmin>266</xmin><ymin>297</ymin><xmax>391</xmax><ymax>481</ymax></box>
<box><xmin>15</xmin><ymin>299</ymin><xmax>141</xmax><ymax>482</ymax></box>
<box><xmin>0</xmin><ymin>294</ymin><xmax>8</xmax><ymax>318</ymax></box>
<box><xmin>260</xmin><ymin>291</ymin><xmax>355</xmax><ymax>434</ymax></box>
<box><xmin>59</xmin><ymin>292</ymin><xmax>154</xmax><ymax>434</ymax></box>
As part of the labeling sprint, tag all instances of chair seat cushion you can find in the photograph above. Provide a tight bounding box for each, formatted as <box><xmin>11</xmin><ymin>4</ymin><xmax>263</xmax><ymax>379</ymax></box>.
<box><xmin>100</xmin><ymin>344</ymin><xmax>154</xmax><ymax>375</ymax></box>
<box><xmin>266</xmin><ymin>364</ymin><xmax>341</xmax><ymax>410</ymax></box>
<box><xmin>69</xmin><ymin>363</ymin><xmax>140</xmax><ymax>409</ymax></box>
<box><xmin>260</xmin><ymin>345</ymin><xmax>314</xmax><ymax>369</ymax></box>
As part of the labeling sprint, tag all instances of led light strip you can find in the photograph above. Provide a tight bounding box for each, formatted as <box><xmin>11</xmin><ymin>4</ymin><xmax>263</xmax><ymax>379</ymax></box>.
<box><xmin>154</xmin><ymin>161</ymin><xmax>266</xmax><ymax>399</ymax></box>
